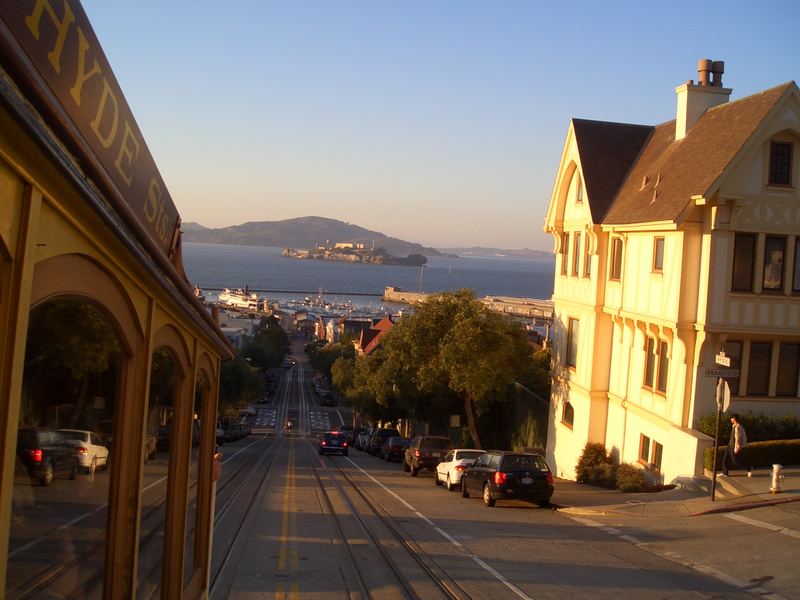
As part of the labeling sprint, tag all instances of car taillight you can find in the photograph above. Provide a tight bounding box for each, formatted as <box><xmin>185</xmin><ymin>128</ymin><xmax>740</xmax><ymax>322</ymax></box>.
<box><xmin>343</xmin><ymin>442</ymin><xmax>348</xmax><ymax>447</ymax></box>
<box><xmin>76</xmin><ymin>446</ymin><xmax>88</xmax><ymax>455</ymax></box>
<box><xmin>494</xmin><ymin>471</ymin><xmax>507</xmax><ymax>485</ymax></box>
<box><xmin>414</xmin><ymin>449</ymin><xmax>420</xmax><ymax>457</ymax></box>
<box><xmin>29</xmin><ymin>449</ymin><xmax>43</xmax><ymax>463</ymax></box>
<box><xmin>546</xmin><ymin>472</ymin><xmax>554</xmax><ymax>485</ymax></box>
<box><xmin>455</xmin><ymin>465</ymin><xmax>466</xmax><ymax>472</ymax></box>
<box><xmin>321</xmin><ymin>441</ymin><xmax>327</xmax><ymax>446</ymax></box>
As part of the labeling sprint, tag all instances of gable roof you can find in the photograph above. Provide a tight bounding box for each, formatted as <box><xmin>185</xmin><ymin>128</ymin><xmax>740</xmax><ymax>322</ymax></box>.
<box><xmin>572</xmin><ymin>119</ymin><xmax>653</xmax><ymax>223</ymax></box>
<box><xmin>603</xmin><ymin>82</ymin><xmax>794</xmax><ymax>225</ymax></box>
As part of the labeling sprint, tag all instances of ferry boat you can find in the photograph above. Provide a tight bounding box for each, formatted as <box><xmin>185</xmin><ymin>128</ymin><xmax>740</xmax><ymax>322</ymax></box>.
<box><xmin>217</xmin><ymin>288</ymin><xmax>261</xmax><ymax>311</ymax></box>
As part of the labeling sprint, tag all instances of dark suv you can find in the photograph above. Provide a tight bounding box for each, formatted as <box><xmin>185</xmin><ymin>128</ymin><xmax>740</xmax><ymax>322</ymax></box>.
<box><xmin>367</xmin><ymin>428</ymin><xmax>400</xmax><ymax>456</ymax></box>
<box><xmin>403</xmin><ymin>435</ymin><xmax>453</xmax><ymax>476</ymax></box>
<box><xmin>461</xmin><ymin>451</ymin><xmax>554</xmax><ymax>507</ymax></box>
<box><xmin>17</xmin><ymin>428</ymin><xmax>78</xmax><ymax>486</ymax></box>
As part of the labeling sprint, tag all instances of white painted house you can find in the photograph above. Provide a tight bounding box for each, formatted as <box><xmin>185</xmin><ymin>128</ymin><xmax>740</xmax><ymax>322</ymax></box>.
<box><xmin>544</xmin><ymin>60</ymin><xmax>800</xmax><ymax>483</ymax></box>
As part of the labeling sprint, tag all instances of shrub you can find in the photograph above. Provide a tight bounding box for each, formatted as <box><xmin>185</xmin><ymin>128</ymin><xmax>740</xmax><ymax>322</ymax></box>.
<box><xmin>576</xmin><ymin>442</ymin><xmax>612</xmax><ymax>483</ymax></box>
<box><xmin>615</xmin><ymin>463</ymin><xmax>646</xmax><ymax>492</ymax></box>
<box><xmin>704</xmin><ymin>439</ymin><xmax>800</xmax><ymax>471</ymax></box>
<box><xmin>697</xmin><ymin>412</ymin><xmax>800</xmax><ymax>443</ymax></box>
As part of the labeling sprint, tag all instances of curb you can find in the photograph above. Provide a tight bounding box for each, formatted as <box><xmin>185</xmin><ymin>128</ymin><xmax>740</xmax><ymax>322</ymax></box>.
<box><xmin>689</xmin><ymin>494</ymin><xmax>800</xmax><ymax>516</ymax></box>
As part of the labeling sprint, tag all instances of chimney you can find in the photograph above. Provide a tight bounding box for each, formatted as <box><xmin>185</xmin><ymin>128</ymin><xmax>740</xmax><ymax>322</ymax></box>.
<box><xmin>675</xmin><ymin>58</ymin><xmax>732</xmax><ymax>140</ymax></box>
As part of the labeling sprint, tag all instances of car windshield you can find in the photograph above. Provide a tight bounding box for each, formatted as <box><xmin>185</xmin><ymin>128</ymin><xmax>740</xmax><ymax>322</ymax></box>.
<box><xmin>455</xmin><ymin>450</ymin><xmax>484</xmax><ymax>461</ymax></box>
<box><xmin>36</xmin><ymin>430</ymin><xmax>64</xmax><ymax>445</ymax></box>
<box><xmin>502</xmin><ymin>455</ymin><xmax>549</xmax><ymax>471</ymax></box>
<box><xmin>423</xmin><ymin>438</ymin><xmax>452</xmax><ymax>450</ymax></box>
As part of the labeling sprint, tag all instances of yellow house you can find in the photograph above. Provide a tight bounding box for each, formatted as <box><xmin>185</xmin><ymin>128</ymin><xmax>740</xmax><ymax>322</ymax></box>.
<box><xmin>544</xmin><ymin>60</ymin><xmax>800</xmax><ymax>483</ymax></box>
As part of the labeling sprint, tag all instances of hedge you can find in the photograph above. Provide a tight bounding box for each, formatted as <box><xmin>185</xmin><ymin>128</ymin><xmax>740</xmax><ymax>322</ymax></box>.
<box><xmin>704</xmin><ymin>439</ymin><xmax>800</xmax><ymax>472</ymax></box>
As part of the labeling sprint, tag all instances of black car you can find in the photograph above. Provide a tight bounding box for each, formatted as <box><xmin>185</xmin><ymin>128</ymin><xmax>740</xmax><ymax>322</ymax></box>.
<box><xmin>461</xmin><ymin>451</ymin><xmax>554</xmax><ymax>507</ymax></box>
<box><xmin>380</xmin><ymin>436</ymin><xmax>410</xmax><ymax>461</ymax></box>
<box><xmin>367</xmin><ymin>428</ymin><xmax>400</xmax><ymax>456</ymax></box>
<box><xmin>318</xmin><ymin>431</ymin><xmax>349</xmax><ymax>456</ymax></box>
<box><xmin>17</xmin><ymin>428</ymin><xmax>78</xmax><ymax>486</ymax></box>
<box><xmin>403</xmin><ymin>435</ymin><xmax>453</xmax><ymax>476</ymax></box>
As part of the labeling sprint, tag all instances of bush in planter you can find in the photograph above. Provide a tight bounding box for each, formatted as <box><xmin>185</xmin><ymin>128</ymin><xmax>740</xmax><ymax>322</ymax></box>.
<box><xmin>704</xmin><ymin>439</ymin><xmax>800</xmax><ymax>471</ymax></box>
<box><xmin>576</xmin><ymin>442</ymin><xmax>612</xmax><ymax>483</ymax></box>
<box><xmin>615</xmin><ymin>463</ymin><xmax>645</xmax><ymax>492</ymax></box>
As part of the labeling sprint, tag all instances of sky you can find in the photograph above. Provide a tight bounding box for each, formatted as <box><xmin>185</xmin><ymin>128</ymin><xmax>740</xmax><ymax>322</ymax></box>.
<box><xmin>81</xmin><ymin>1</ymin><xmax>800</xmax><ymax>251</ymax></box>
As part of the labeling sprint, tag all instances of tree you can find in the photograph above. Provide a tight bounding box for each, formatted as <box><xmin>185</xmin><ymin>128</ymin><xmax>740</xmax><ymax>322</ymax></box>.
<box><xmin>220</xmin><ymin>357</ymin><xmax>263</xmax><ymax>407</ymax></box>
<box><xmin>242</xmin><ymin>317</ymin><xmax>289</xmax><ymax>370</ymax></box>
<box><xmin>375</xmin><ymin>290</ymin><xmax>532</xmax><ymax>448</ymax></box>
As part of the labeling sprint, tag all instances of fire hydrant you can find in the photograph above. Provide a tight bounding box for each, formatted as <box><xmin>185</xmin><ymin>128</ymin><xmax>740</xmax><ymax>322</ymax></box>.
<box><xmin>770</xmin><ymin>464</ymin><xmax>784</xmax><ymax>494</ymax></box>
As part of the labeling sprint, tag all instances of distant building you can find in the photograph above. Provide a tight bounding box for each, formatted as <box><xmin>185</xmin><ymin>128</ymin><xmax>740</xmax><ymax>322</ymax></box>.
<box><xmin>544</xmin><ymin>60</ymin><xmax>800</xmax><ymax>482</ymax></box>
<box><xmin>355</xmin><ymin>316</ymin><xmax>395</xmax><ymax>356</ymax></box>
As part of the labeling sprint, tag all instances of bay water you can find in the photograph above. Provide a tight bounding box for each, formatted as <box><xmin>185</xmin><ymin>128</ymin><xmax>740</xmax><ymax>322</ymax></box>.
<box><xmin>182</xmin><ymin>243</ymin><xmax>554</xmax><ymax>308</ymax></box>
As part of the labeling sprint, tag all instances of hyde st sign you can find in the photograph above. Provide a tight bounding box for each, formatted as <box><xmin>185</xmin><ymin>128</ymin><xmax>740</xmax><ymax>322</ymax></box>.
<box><xmin>0</xmin><ymin>0</ymin><xmax>180</xmax><ymax>258</ymax></box>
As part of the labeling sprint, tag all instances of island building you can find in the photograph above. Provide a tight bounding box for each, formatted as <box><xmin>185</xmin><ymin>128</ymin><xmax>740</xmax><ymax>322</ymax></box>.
<box><xmin>0</xmin><ymin>3</ymin><xmax>231</xmax><ymax>598</ymax></box>
<box><xmin>544</xmin><ymin>60</ymin><xmax>800</xmax><ymax>483</ymax></box>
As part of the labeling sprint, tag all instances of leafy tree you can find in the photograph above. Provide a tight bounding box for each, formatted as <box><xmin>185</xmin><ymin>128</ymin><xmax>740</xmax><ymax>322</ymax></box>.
<box><xmin>373</xmin><ymin>290</ymin><xmax>533</xmax><ymax>448</ymax></box>
<box><xmin>306</xmin><ymin>337</ymin><xmax>354</xmax><ymax>380</ymax></box>
<box><xmin>242</xmin><ymin>317</ymin><xmax>289</xmax><ymax>370</ymax></box>
<box><xmin>220</xmin><ymin>356</ymin><xmax>263</xmax><ymax>407</ymax></box>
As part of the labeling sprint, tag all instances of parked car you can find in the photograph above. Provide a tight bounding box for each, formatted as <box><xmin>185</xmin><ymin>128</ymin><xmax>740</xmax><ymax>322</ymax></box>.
<box><xmin>58</xmin><ymin>429</ymin><xmax>110</xmax><ymax>474</ymax></box>
<box><xmin>143</xmin><ymin>432</ymin><xmax>158</xmax><ymax>463</ymax></box>
<box><xmin>318</xmin><ymin>431</ymin><xmax>349</xmax><ymax>456</ymax></box>
<box><xmin>367</xmin><ymin>428</ymin><xmax>400</xmax><ymax>456</ymax></box>
<box><xmin>404</xmin><ymin>435</ymin><xmax>453</xmax><ymax>476</ymax></box>
<box><xmin>380</xmin><ymin>436</ymin><xmax>410</xmax><ymax>461</ymax></box>
<box><xmin>434</xmin><ymin>449</ymin><xmax>485</xmax><ymax>490</ymax></box>
<box><xmin>17</xmin><ymin>428</ymin><xmax>78</xmax><ymax>485</ymax></box>
<box><xmin>216</xmin><ymin>421</ymin><xmax>225</xmax><ymax>446</ymax></box>
<box><xmin>355</xmin><ymin>428</ymin><xmax>374</xmax><ymax>451</ymax></box>
<box><xmin>460</xmin><ymin>451</ymin><xmax>554</xmax><ymax>507</ymax></box>
<box><xmin>157</xmin><ymin>424</ymin><xmax>172</xmax><ymax>450</ymax></box>
<box><xmin>319</xmin><ymin>390</ymin><xmax>335</xmax><ymax>406</ymax></box>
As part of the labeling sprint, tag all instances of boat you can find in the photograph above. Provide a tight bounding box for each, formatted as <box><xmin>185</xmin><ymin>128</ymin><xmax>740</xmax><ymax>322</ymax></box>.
<box><xmin>217</xmin><ymin>288</ymin><xmax>261</xmax><ymax>311</ymax></box>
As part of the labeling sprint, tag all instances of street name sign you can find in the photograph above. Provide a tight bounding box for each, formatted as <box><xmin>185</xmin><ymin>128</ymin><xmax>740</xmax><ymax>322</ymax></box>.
<box><xmin>715</xmin><ymin>352</ymin><xmax>731</xmax><ymax>367</ymax></box>
<box><xmin>705</xmin><ymin>368</ymin><xmax>739</xmax><ymax>378</ymax></box>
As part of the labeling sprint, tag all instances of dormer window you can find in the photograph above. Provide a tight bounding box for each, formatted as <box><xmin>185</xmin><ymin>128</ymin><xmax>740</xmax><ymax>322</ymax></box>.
<box><xmin>769</xmin><ymin>142</ymin><xmax>792</xmax><ymax>186</ymax></box>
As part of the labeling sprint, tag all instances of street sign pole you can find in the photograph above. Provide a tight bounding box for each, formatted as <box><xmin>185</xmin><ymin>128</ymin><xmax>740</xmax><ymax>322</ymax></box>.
<box><xmin>710</xmin><ymin>378</ymin><xmax>722</xmax><ymax>501</ymax></box>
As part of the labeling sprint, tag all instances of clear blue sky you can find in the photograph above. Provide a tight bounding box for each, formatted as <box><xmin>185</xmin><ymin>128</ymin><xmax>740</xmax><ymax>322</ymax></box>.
<box><xmin>82</xmin><ymin>1</ymin><xmax>800</xmax><ymax>251</ymax></box>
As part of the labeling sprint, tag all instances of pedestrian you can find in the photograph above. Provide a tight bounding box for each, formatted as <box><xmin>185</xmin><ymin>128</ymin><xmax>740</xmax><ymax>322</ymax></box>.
<box><xmin>722</xmin><ymin>413</ymin><xmax>751</xmax><ymax>477</ymax></box>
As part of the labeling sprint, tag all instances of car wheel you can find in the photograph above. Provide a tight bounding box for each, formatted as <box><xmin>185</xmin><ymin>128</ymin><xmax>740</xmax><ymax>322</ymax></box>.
<box><xmin>434</xmin><ymin>471</ymin><xmax>442</xmax><ymax>486</ymax></box>
<box><xmin>447</xmin><ymin>474</ymin><xmax>456</xmax><ymax>491</ymax></box>
<box><xmin>88</xmin><ymin>457</ymin><xmax>97</xmax><ymax>475</ymax></box>
<box><xmin>69</xmin><ymin>460</ymin><xmax>77</xmax><ymax>480</ymax></box>
<box><xmin>403</xmin><ymin>460</ymin><xmax>410</xmax><ymax>472</ymax></box>
<box><xmin>384</xmin><ymin>453</ymin><xmax>390</xmax><ymax>462</ymax></box>
<box><xmin>461</xmin><ymin>478</ymin><xmax>469</xmax><ymax>498</ymax></box>
<box><xmin>483</xmin><ymin>484</ymin><xmax>496</xmax><ymax>507</ymax></box>
<box><xmin>410</xmin><ymin>464</ymin><xmax>418</xmax><ymax>477</ymax></box>
<box><xmin>41</xmin><ymin>463</ymin><xmax>54</xmax><ymax>486</ymax></box>
<box><xmin>537</xmin><ymin>500</ymin><xmax>550</xmax><ymax>508</ymax></box>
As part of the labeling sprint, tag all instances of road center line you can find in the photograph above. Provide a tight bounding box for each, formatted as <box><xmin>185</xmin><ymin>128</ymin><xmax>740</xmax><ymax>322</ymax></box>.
<box><xmin>724</xmin><ymin>512</ymin><xmax>800</xmax><ymax>540</ymax></box>
<box><xmin>344</xmin><ymin>458</ymin><xmax>534</xmax><ymax>600</ymax></box>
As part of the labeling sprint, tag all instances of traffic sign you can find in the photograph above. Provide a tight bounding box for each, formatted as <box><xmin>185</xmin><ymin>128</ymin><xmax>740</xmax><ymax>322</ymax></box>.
<box><xmin>715</xmin><ymin>351</ymin><xmax>731</xmax><ymax>367</ymax></box>
<box><xmin>716</xmin><ymin>379</ymin><xmax>731</xmax><ymax>412</ymax></box>
<box><xmin>705</xmin><ymin>368</ymin><xmax>739</xmax><ymax>378</ymax></box>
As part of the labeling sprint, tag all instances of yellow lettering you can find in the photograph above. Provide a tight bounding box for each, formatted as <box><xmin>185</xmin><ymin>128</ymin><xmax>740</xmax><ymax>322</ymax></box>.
<box><xmin>69</xmin><ymin>27</ymin><xmax>101</xmax><ymax>107</ymax></box>
<box><xmin>114</xmin><ymin>122</ymin><xmax>140</xmax><ymax>186</ymax></box>
<box><xmin>90</xmin><ymin>79</ymin><xmax>119</xmax><ymax>148</ymax></box>
<box><xmin>25</xmin><ymin>0</ymin><xmax>76</xmax><ymax>74</ymax></box>
<box><xmin>144</xmin><ymin>179</ymin><xmax>161</xmax><ymax>223</ymax></box>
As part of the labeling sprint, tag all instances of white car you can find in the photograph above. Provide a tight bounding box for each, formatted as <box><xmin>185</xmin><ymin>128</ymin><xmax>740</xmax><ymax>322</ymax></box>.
<box><xmin>434</xmin><ymin>449</ymin><xmax>486</xmax><ymax>490</ymax></box>
<box><xmin>58</xmin><ymin>429</ymin><xmax>110</xmax><ymax>474</ymax></box>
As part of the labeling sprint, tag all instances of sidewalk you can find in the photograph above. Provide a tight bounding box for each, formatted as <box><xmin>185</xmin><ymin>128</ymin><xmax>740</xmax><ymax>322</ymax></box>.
<box><xmin>552</xmin><ymin>466</ymin><xmax>800</xmax><ymax>517</ymax></box>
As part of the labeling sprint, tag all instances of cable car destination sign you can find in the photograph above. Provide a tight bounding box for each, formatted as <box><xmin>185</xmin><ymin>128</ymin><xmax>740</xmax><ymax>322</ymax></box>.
<box><xmin>0</xmin><ymin>0</ymin><xmax>181</xmax><ymax>258</ymax></box>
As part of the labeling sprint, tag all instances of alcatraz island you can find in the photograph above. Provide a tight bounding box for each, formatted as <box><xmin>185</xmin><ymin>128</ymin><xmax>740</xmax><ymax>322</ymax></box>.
<box><xmin>283</xmin><ymin>242</ymin><xmax>427</xmax><ymax>266</ymax></box>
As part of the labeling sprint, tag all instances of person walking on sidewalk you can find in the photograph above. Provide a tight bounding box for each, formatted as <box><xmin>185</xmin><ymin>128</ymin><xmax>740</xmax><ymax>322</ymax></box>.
<box><xmin>723</xmin><ymin>414</ymin><xmax>751</xmax><ymax>477</ymax></box>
